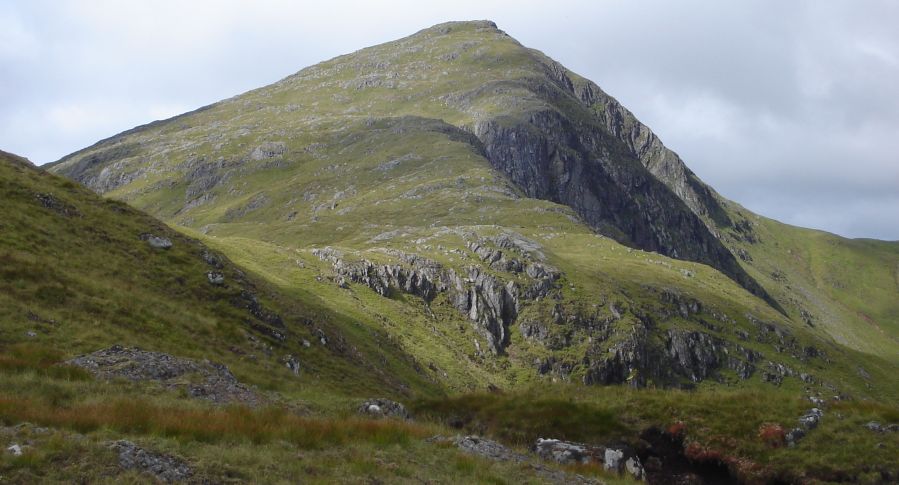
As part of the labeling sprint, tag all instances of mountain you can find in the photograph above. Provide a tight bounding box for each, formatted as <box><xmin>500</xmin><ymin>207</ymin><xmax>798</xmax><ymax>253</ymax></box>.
<box><xmin>15</xmin><ymin>20</ymin><xmax>899</xmax><ymax>482</ymax></box>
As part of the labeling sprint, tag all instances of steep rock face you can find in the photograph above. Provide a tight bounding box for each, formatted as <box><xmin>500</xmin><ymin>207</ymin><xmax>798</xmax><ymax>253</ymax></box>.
<box><xmin>313</xmin><ymin>247</ymin><xmax>558</xmax><ymax>354</ymax></box>
<box><xmin>474</xmin><ymin>108</ymin><xmax>774</xmax><ymax>307</ymax></box>
<box><xmin>581</xmin><ymin>324</ymin><xmax>764</xmax><ymax>387</ymax></box>
<box><xmin>569</xmin><ymin>74</ymin><xmax>732</xmax><ymax>227</ymax></box>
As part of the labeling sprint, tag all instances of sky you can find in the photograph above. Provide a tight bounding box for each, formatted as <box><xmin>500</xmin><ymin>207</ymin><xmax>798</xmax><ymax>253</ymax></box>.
<box><xmin>2</xmin><ymin>1</ymin><xmax>898</xmax><ymax>240</ymax></box>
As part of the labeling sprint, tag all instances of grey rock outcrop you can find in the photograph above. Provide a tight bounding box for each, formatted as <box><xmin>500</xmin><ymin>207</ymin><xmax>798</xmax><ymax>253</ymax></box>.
<box><xmin>604</xmin><ymin>447</ymin><xmax>645</xmax><ymax>480</ymax></box>
<box><xmin>358</xmin><ymin>398</ymin><xmax>411</xmax><ymax>419</ymax></box>
<box><xmin>68</xmin><ymin>345</ymin><xmax>260</xmax><ymax>406</ymax></box>
<box><xmin>864</xmin><ymin>421</ymin><xmax>898</xmax><ymax>433</ymax></box>
<box><xmin>206</xmin><ymin>271</ymin><xmax>225</xmax><ymax>285</ymax></box>
<box><xmin>313</xmin><ymin>246</ymin><xmax>554</xmax><ymax>354</ymax></box>
<box><xmin>140</xmin><ymin>233</ymin><xmax>173</xmax><ymax>250</ymax></box>
<box><xmin>534</xmin><ymin>438</ymin><xmax>603</xmax><ymax>464</ymax></box>
<box><xmin>111</xmin><ymin>440</ymin><xmax>192</xmax><ymax>483</ymax></box>
<box><xmin>786</xmin><ymin>407</ymin><xmax>825</xmax><ymax>447</ymax></box>
<box><xmin>583</xmin><ymin>322</ymin><xmax>764</xmax><ymax>387</ymax></box>
<box><xmin>34</xmin><ymin>192</ymin><xmax>81</xmax><ymax>217</ymax></box>
<box><xmin>250</xmin><ymin>141</ymin><xmax>287</xmax><ymax>160</ymax></box>
<box><xmin>452</xmin><ymin>435</ymin><xmax>527</xmax><ymax>462</ymax></box>
<box><xmin>429</xmin><ymin>434</ymin><xmax>601</xmax><ymax>484</ymax></box>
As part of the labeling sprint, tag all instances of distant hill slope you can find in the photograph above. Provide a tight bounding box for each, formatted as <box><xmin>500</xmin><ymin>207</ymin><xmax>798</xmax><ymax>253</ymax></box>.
<box><xmin>0</xmin><ymin>149</ymin><xmax>439</xmax><ymax>405</ymax></box>
<box><xmin>45</xmin><ymin>21</ymin><xmax>898</xmax><ymax>400</ymax></box>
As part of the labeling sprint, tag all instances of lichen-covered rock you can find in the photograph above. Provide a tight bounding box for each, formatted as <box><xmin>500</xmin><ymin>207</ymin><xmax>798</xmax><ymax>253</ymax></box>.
<box><xmin>863</xmin><ymin>421</ymin><xmax>897</xmax><ymax>433</ymax></box>
<box><xmin>250</xmin><ymin>141</ymin><xmax>287</xmax><ymax>160</ymax></box>
<box><xmin>533</xmin><ymin>438</ymin><xmax>603</xmax><ymax>464</ymax></box>
<box><xmin>140</xmin><ymin>233</ymin><xmax>172</xmax><ymax>249</ymax></box>
<box><xmin>664</xmin><ymin>329</ymin><xmax>721</xmax><ymax>382</ymax></box>
<box><xmin>206</xmin><ymin>271</ymin><xmax>225</xmax><ymax>285</ymax></box>
<box><xmin>34</xmin><ymin>192</ymin><xmax>81</xmax><ymax>217</ymax></box>
<box><xmin>111</xmin><ymin>440</ymin><xmax>192</xmax><ymax>483</ymax></box>
<box><xmin>283</xmin><ymin>355</ymin><xmax>300</xmax><ymax>376</ymax></box>
<box><xmin>358</xmin><ymin>398</ymin><xmax>410</xmax><ymax>419</ymax></box>
<box><xmin>68</xmin><ymin>345</ymin><xmax>260</xmax><ymax>406</ymax></box>
<box><xmin>451</xmin><ymin>435</ymin><xmax>527</xmax><ymax>462</ymax></box>
<box><xmin>603</xmin><ymin>446</ymin><xmax>645</xmax><ymax>480</ymax></box>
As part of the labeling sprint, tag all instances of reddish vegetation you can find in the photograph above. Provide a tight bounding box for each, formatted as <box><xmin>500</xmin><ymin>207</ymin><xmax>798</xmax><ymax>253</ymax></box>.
<box><xmin>757</xmin><ymin>423</ymin><xmax>786</xmax><ymax>448</ymax></box>
<box><xmin>667</xmin><ymin>420</ymin><xmax>687</xmax><ymax>437</ymax></box>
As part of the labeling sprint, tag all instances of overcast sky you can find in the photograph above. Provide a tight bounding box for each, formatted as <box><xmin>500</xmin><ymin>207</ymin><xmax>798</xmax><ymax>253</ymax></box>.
<box><xmin>2</xmin><ymin>1</ymin><xmax>897</xmax><ymax>240</ymax></box>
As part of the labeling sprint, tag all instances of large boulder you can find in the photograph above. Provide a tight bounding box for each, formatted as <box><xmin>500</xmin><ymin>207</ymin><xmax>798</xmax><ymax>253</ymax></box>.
<box><xmin>533</xmin><ymin>438</ymin><xmax>603</xmax><ymax>464</ymax></box>
<box><xmin>604</xmin><ymin>446</ymin><xmax>645</xmax><ymax>480</ymax></box>
<box><xmin>357</xmin><ymin>398</ymin><xmax>410</xmax><ymax>419</ymax></box>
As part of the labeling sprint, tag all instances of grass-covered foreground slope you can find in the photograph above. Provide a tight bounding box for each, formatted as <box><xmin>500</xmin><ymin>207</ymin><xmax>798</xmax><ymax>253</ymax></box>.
<box><xmin>0</xmin><ymin>149</ymin><xmax>445</xmax><ymax>406</ymax></box>
<box><xmin>4</xmin><ymin>149</ymin><xmax>624</xmax><ymax>483</ymax></box>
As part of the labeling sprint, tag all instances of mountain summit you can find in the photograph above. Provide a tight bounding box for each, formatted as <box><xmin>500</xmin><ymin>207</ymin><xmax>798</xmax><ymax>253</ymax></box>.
<box><xmin>48</xmin><ymin>19</ymin><xmax>898</xmax><ymax>377</ymax></box>
<box><xmin>51</xmin><ymin>20</ymin><xmax>767</xmax><ymax>302</ymax></box>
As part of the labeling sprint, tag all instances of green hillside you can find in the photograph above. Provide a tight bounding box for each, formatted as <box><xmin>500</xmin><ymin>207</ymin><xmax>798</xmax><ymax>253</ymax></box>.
<box><xmin>12</xmin><ymin>19</ymin><xmax>899</xmax><ymax>483</ymax></box>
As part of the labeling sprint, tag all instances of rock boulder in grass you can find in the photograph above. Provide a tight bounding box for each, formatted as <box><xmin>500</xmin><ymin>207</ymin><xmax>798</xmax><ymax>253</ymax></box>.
<box><xmin>207</xmin><ymin>271</ymin><xmax>225</xmax><ymax>285</ymax></box>
<box><xmin>604</xmin><ymin>446</ymin><xmax>646</xmax><ymax>480</ymax></box>
<box><xmin>451</xmin><ymin>435</ymin><xmax>528</xmax><ymax>463</ymax></box>
<box><xmin>140</xmin><ymin>233</ymin><xmax>173</xmax><ymax>250</ymax></box>
<box><xmin>250</xmin><ymin>141</ymin><xmax>287</xmax><ymax>160</ymax></box>
<box><xmin>533</xmin><ymin>438</ymin><xmax>604</xmax><ymax>465</ymax></box>
<box><xmin>357</xmin><ymin>398</ymin><xmax>411</xmax><ymax>419</ymax></box>
<box><xmin>68</xmin><ymin>345</ymin><xmax>261</xmax><ymax>406</ymax></box>
<box><xmin>111</xmin><ymin>440</ymin><xmax>192</xmax><ymax>483</ymax></box>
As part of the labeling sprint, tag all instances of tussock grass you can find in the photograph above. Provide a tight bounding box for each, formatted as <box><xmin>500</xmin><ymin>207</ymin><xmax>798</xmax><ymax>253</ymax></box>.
<box><xmin>0</xmin><ymin>396</ymin><xmax>429</xmax><ymax>449</ymax></box>
<box><xmin>0</xmin><ymin>344</ymin><xmax>90</xmax><ymax>381</ymax></box>
<box><xmin>413</xmin><ymin>390</ymin><xmax>631</xmax><ymax>446</ymax></box>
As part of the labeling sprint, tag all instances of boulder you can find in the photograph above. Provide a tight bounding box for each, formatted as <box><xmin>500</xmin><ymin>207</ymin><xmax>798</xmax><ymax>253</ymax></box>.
<box><xmin>206</xmin><ymin>271</ymin><xmax>225</xmax><ymax>285</ymax></box>
<box><xmin>452</xmin><ymin>435</ymin><xmax>527</xmax><ymax>462</ymax></box>
<box><xmin>111</xmin><ymin>440</ymin><xmax>192</xmax><ymax>483</ymax></box>
<box><xmin>534</xmin><ymin>438</ymin><xmax>603</xmax><ymax>464</ymax></box>
<box><xmin>283</xmin><ymin>355</ymin><xmax>300</xmax><ymax>376</ymax></box>
<box><xmin>140</xmin><ymin>233</ymin><xmax>173</xmax><ymax>250</ymax></box>
<box><xmin>250</xmin><ymin>141</ymin><xmax>287</xmax><ymax>160</ymax></box>
<box><xmin>799</xmin><ymin>408</ymin><xmax>823</xmax><ymax>429</ymax></box>
<box><xmin>68</xmin><ymin>345</ymin><xmax>260</xmax><ymax>406</ymax></box>
<box><xmin>604</xmin><ymin>446</ymin><xmax>645</xmax><ymax>480</ymax></box>
<box><xmin>357</xmin><ymin>398</ymin><xmax>410</xmax><ymax>419</ymax></box>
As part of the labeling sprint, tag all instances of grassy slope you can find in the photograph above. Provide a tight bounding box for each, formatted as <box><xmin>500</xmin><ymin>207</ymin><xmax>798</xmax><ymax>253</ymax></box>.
<box><xmin>0</xmin><ymin>149</ymin><xmax>454</xmax><ymax>405</ymax></box>
<box><xmin>720</xmin><ymin>204</ymin><xmax>899</xmax><ymax>362</ymax></box>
